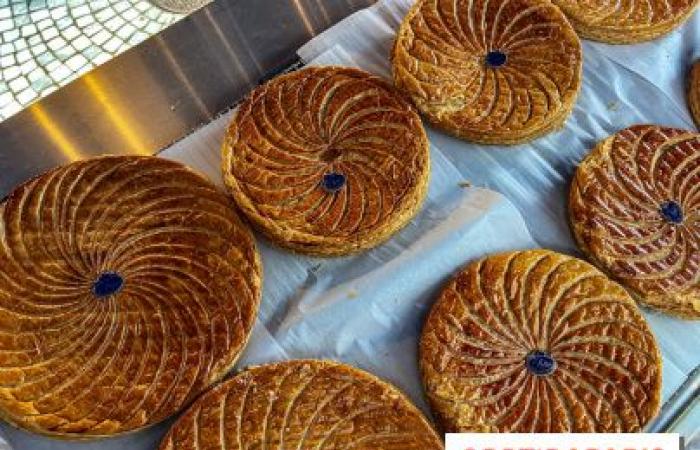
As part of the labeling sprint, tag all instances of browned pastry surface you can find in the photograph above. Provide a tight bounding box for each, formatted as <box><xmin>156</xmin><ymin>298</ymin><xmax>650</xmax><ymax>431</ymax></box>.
<box><xmin>222</xmin><ymin>66</ymin><xmax>430</xmax><ymax>256</ymax></box>
<box><xmin>392</xmin><ymin>0</ymin><xmax>582</xmax><ymax>145</ymax></box>
<box><xmin>570</xmin><ymin>125</ymin><xmax>700</xmax><ymax>318</ymax></box>
<box><xmin>420</xmin><ymin>250</ymin><xmax>662</xmax><ymax>432</ymax></box>
<box><xmin>0</xmin><ymin>156</ymin><xmax>262</xmax><ymax>438</ymax></box>
<box><xmin>690</xmin><ymin>61</ymin><xmax>700</xmax><ymax>128</ymax></box>
<box><xmin>159</xmin><ymin>360</ymin><xmax>444</xmax><ymax>450</ymax></box>
<box><xmin>552</xmin><ymin>0</ymin><xmax>699</xmax><ymax>43</ymax></box>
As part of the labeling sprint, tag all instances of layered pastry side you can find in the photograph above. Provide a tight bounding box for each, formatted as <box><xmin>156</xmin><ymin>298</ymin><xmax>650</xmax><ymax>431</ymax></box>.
<box><xmin>689</xmin><ymin>61</ymin><xmax>700</xmax><ymax>128</ymax></box>
<box><xmin>0</xmin><ymin>156</ymin><xmax>262</xmax><ymax>438</ymax></box>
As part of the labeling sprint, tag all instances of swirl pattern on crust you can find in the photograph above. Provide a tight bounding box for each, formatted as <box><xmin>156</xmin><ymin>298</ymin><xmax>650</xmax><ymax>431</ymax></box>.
<box><xmin>570</xmin><ymin>125</ymin><xmax>700</xmax><ymax>318</ymax></box>
<box><xmin>0</xmin><ymin>156</ymin><xmax>262</xmax><ymax>438</ymax></box>
<box><xmin>420</xmin><ymin>250</ymin><xmax>661</xmax><ymax>432</ymax></box>
<box><xmin>392</xmin><ymin>0</ymin><xmax>582</xmax><ymax>144</ymax></box>
<box><xmin>689</xmin><ymin>61</ymin><xmax>700</xmax><ymax>129</ymax></box>
<box><xmin>551</xmin><ymin>0</ymin><xmax>699</xmax><ymax>43</ymax></box>
<box><xmin>159</xmin><ymin>360</ymin><xmax>444</xmax><ymax>450</ymax></box>
<box><xmin>222</xmin><ymin>66</ymin><xmax>430</xmax><ymax>256</ymax></box>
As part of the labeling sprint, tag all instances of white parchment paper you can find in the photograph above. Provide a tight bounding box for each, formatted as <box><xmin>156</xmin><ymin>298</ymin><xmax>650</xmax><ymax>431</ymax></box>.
<box><xmin>3</xmin><ymin>0</ymin><xmax>699</xmax><ymax>447</ymax></box>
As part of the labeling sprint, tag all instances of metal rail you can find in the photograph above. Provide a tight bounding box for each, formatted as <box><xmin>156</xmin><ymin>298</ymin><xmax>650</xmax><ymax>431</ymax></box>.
<box><xmin>646</xmin><ymin>367</ymin><xmax>700</xmax><ymax>432</ymax></box>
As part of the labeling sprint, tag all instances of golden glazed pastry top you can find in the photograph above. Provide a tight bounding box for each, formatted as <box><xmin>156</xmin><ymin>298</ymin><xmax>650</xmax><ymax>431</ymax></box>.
<box><xmin>570</xmin><ymin>125</ymin><xmax>700</xmax><ymax>318</ymax></box>
<box><xmin>222</xmin><ymin>66</ymin><xmax>430</xmax><ymax>256</ymax></box>
<box><xmin>689</xmin><ymin>61</ymin><xmax>700</xmax><ymax>128</ymax></box>
<box><xmin>392</xmin><ymin>0</ymin><xmax>582</xmax><ymax>145</ymax></box>
<box><xmin>552</xmin><ymin>0</ymin><xmax>699</xmax><ymax>43</ymax></box>
<box><xmin>0</xmin><ymin>156</ymin><xmax>262</xmax><ymax>438</ymax></box>
<box><xmin>420</xmin><ymin>250</ymin><xmax>662</xmax><ymax>432</ymax></box>
<box><xmin>159</xmin><ymin>360</ymin><xmax>444</xmax><ymax>450</ymax></box>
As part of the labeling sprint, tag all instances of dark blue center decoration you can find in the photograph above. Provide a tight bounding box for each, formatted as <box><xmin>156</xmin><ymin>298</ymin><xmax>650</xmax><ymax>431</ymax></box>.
<box><xmin>485</xmin><ymin>51</ymin><xmax>507</xmax><ymax>68</ymax></box>
<box><xmin>322</xmin><ymin>172</ymin><xmax>346</xmax><ymax>193</ymax></box>
<box><xmin>525</xmin><ymin>351</ymin><xmax>556</xmax><ymax>376</ymax></box>
<box><xmin>659</xmin><ymin>201</ymin><xmax>683</xmax><ymax>224</ymax></box>
<box><xmin>92</xmin><ymin>272</ymin><xmax>124</xmax><ymax>298</ymax></box>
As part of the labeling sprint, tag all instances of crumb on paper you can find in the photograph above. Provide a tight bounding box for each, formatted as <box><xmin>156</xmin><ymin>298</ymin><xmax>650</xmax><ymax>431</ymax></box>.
<box><xmin>459</xmin><ymin>181</ymin><xmax>472</xmax><ymax>188</ymax></box>
<box><xmin>607</xmin><ymin>101</ymin><xmax>620</xmax><ymax>111</ymax></box>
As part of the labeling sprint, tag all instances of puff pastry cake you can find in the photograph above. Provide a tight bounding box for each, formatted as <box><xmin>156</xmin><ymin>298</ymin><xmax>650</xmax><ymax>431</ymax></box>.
<box><xmin>0</xmin><ymin>156</ymin><xmax>262</xmax><ymax>438</ymax></box>
<box><xmin>392</xmin><ymin>0</ymin><xmax>582</xmax><ymax>145</ymax></box>
<box><xmin>689</xmin><ymin>61</ymin><xmax>700</xmax><ymax>128</ymax></box>
<box><xmin>420</xmin><ymin>250</ymin><xmax>662</xmax><ymax>432</ymax></box>
<box><xmin>570</xmin><ymin>125</ymin><xmax>700</xmax><ymax>318</ymax></box>
<box><xmin>159</xmin><ymin>360</ymin><xmax>444</xmax><ymax>450</ymax></box>
<box><xmin>222</xmin><ymin>66</ymin><xmax>430</xmax><ymax>256</ymax></box>
<box><xmin>552</xmin><ymin>0</ymin><xmax>699</xmax><ymax>43</ymax></box>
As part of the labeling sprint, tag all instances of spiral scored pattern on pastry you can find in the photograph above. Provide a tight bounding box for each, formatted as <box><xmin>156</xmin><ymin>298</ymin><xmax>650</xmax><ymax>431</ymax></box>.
<box><xmin>551</xmin><ymin>0</ymin><xmax>699</xmax><ymax>43</ymax></box>
<box><xmin>689</xmin><ymin>61</ymin><xmax>700</xmax><ymax>129</ymax></box>
<box><xmin>420</xmin><ymin>250</ymin><xmax>662</xmax><ymax>432</ymax></box>
<box><xmin>570</xmin><ymin>125</ymin><xmax>700</xmax><ymax>318</ymax></box>
<box><xmin>159</xmin><ymin>360</ymin><xmax>444</xmax><ymax>450</ymax></box>
<box><xmin>222</xmin><ymin>66</ymin><xmax>430</xmax><ymax>256</ymax></box>
<box><xmin>0</xmin><ymin>156</ymin><xmax>262</xmax><ymax>438</ymax></box>
<box><xmin>392</xmin><ymin>0</ymin><xmax>582</xmax><ymax>145</ymax></box>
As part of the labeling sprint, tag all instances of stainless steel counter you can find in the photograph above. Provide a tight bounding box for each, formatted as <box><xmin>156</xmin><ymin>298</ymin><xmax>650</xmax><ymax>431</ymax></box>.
<box><xmin>0</xmin><ymin>0</ymin><xmax>374</xmax><ymax>198</ymax></box>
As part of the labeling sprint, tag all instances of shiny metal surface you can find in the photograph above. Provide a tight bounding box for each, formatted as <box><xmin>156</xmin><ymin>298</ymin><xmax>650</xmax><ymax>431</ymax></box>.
<box><xmin>646</xmin><ymin>366</ymin><xmax>700</xmax><ymax>432</ymax></box>
<box><xmin>0</xmin><ymin>0</ymin><xmax>374</xmax><ymax>198</ymax></box>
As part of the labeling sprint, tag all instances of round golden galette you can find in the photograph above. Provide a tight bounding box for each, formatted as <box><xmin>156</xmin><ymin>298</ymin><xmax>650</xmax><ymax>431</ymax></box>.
<box><xmin>552</xmin><ymin>0</ymin><xmax>699</xmax><ymax>43</ymax></box>
<box><xmin>0</xmin><ymin>156</ymin><xmax>261</xmax><ymax>438</ymax></box>
<box><xmin>222</xmin><ymin>66</ymin><xmax>430</xmax><ymax>256</ymax></box>
<box><xmin>570</xmin><ymin>125</ymin><xmax>700</xmax><ymax>318</ymax></box>
<box><xmin>421</xmin><ymin>250</ymin><xmax>662</xmax><ymax>432</ymax></box>
<box><xmin>159</xmin><ymin>360</ymin><xmax>444</xmax><ymax>450</ymax></box>
<box><xmin>392</xmin><ymin>0</ymin><xmax>582</xmax><ymax>144</ymax></box>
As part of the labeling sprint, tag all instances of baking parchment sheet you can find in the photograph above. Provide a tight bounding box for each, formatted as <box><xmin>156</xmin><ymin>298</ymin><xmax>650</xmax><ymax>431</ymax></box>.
<box><xmin>2</xmin><ymin>0</ymin><xmax>700</xmax><ymax>448</ymax></box>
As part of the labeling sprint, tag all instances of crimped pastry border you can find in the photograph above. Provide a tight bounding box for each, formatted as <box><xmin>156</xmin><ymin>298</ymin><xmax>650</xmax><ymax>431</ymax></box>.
<box><xmin>689</xmin><ymin>61</ymin><xmax>700</xmax><ymax>129</ymax></box>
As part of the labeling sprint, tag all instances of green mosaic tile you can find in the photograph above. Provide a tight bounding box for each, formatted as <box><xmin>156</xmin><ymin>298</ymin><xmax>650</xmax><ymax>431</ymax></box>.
<box><xmin>0</xmin><ymin>1</ymin><xmax>185</xmax><ymax>120</ymax></box>
<box><xmin>8</xmin><ymin>76</ymin><xmax>29</xmax><ymax>91</ymax></box>
<box><xmin>20</xmin><ymin>23</ymin><xmax>36</xmax><ymax>35</ymax></box>
<box><xmin>0</xmin><ymin>93</ymin><xmax>13</xmax><ymax>107</ymax></box>
<box><xmin>16</xmin><ymin>87</ymin><xmax>37</xmax><ymax>103</ymax></box>
<box><xmin>28</xmin><ymin>42</ymin><xmax>46</xmax><ymax>54</ymax></box>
